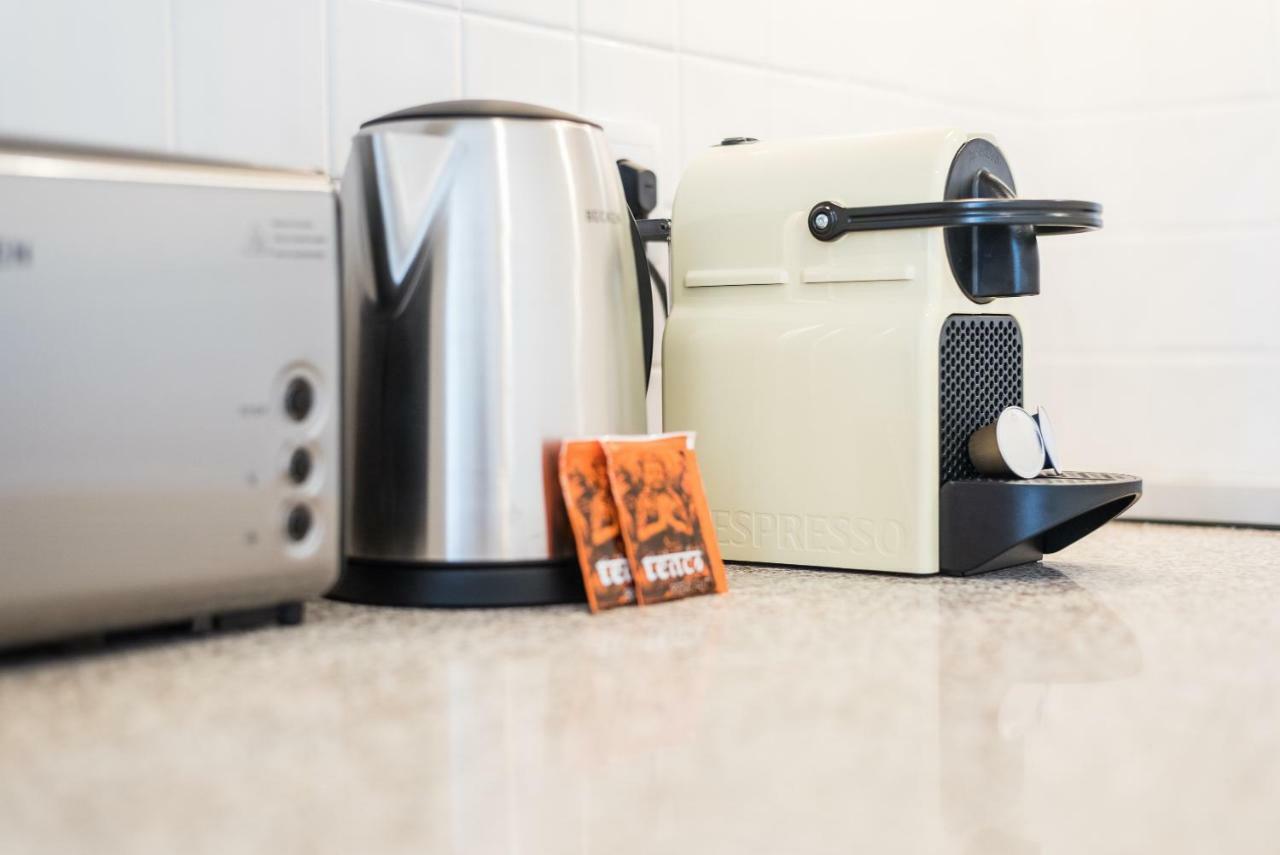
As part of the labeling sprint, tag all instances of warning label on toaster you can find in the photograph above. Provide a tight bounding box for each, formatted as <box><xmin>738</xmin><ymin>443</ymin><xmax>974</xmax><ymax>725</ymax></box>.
<box><xmin>244</xmin><ymin>218</ymin><xmax>329</xmax><ymax>260</ymax></box>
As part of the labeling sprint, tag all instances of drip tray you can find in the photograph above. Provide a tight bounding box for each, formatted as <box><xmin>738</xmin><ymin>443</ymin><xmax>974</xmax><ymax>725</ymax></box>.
<box><xmin>940</xmin><ymin>471</ymin><xmax>1142</xmax><ymax>576</ymax></box>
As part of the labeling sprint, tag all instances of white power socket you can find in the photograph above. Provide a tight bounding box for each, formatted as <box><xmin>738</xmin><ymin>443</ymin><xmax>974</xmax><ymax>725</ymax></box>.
<box><xmin>600</xmin><ymin>118</ymin><xmax>661</xmax><ymax>177</ymax></box>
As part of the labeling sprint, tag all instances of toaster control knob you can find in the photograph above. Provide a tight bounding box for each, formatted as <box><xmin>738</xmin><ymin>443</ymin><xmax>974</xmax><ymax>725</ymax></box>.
<box><xmin>285</xmin><ymin>504</ymin><xmax>313</xmax><ymax>542</ymax></box>
<box><xmin>283</xmin><ymin>377</ymin><xmax>314</xmax><ymax>422</ymax></box>
<box><xmin>287</xmin><ymin>448</ymin><xmax>313</xmax><ymax>485</ymax></box>
<box><xmin>718</xmin><ymin>137</ymin><xmax>758</xmax><ymax>146</ymax></box>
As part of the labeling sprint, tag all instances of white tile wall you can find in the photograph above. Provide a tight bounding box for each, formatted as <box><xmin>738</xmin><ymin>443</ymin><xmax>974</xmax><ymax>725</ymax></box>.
<box><xmin>582</xmin><ymin>0</ymin><xmax>677</xmax><ymax>49</ymax></box>
<box><xmin>1025</xmin><ymin>3</ymin><xmax>1280</xmax><ymax>524</ymax></box>
<box><xmin>2</xmin><ymin>0</ymin><xmax>1273</xmax><ymax>522</ymax></box>
<box><xmin>579</xmin><ymin>37</ymin><xmax>679</xmax><ymax>206</ymax></box>
<box><xmin>1036</xmin><ymin>0</ymin><xmax>1279</xmax><ymax>113</ymax></box>
<box><xmin>173</xmin><ymin>0</ymin><xmax>326</xmax><ymax>168</ymax></box>
<box><xmin>0</xmin><ymin>0</ymin><xmax>172</xmax><ymax>151</ymax></box>
<box><xmin>678</xmin><ymin>0</ymin><xmax>771</xmax><ymax>66</ymax></box>
<box><xmin>0</xmin><ymin>0</ymin><xmax>1032</xmax><ymax>203</ymax></box>
<box><xmin>677</xmin><ymin>56</ymin><xmax>773</xmax><ymax>160</ymax></box>
<box><xmin>329</xmin><ymin>0</ymin><xmax>459</xmax><ymax>172</ymax></box>
<box><xmin>1026</xmin><ymin>107</ymin><xmax>1280</xmax><ymax>232</ymax></box>
<box><xmin>462</xmin><ymin>16</ymin><xmax>578</xmax><ymax>114</ymax></box>
<box><xmin>464</xmin><ymin>0</ymin><xmax>575</xmax><ymax>31</ymax></box>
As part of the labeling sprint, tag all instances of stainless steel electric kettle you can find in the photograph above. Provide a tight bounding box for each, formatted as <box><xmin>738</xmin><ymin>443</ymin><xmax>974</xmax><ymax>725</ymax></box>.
<box><xmin>330</xmin><ymin>100</ymin><xmax>654</xmax><ymax>607</ymax></box>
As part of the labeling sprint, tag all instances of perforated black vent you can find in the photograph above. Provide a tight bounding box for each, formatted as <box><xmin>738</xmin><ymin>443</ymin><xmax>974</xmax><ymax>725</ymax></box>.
<box><xmin>939</xmin><ymin>315</ymin><xmax>1023</xmax><ymax>483</ymax></box>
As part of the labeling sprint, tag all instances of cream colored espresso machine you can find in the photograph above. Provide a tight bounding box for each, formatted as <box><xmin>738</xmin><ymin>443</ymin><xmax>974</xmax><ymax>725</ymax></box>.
<box><xmin>661</xmin><ymin>130</ymin><xmax>1141</xmax><ymax>575</ymax></box>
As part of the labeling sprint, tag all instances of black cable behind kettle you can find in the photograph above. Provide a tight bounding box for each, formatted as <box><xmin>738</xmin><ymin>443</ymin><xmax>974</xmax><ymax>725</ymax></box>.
<box><xmin>618</xmin><ymin>159</ymin><xmax>672</xmax><ymax>387</ymax></box>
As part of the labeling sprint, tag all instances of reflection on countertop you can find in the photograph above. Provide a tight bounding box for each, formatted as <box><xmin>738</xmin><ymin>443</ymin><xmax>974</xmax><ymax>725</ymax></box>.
<box><xmin>1</xmin><ymin>521</ymin><xmax>1278</xmax><ymax>854</ymax></box>
<box><xmin>939</xmin><ymin>567</ymin><xmax>1141</xmax><ymax>855</ymax></box>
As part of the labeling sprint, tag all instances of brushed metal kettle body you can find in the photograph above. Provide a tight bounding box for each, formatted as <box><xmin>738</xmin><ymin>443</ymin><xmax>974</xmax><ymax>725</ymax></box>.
<box><xmin>339</xmin><ymin>103</ymin><xmax>648</xmax><ymax>583</ymax></box>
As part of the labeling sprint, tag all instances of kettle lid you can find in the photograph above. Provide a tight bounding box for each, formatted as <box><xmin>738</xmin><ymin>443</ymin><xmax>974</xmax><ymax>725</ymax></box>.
<box><xmin>361</xmin><ymin>99</ymin><xmax>601</xmax><ymax>129</ymax></box>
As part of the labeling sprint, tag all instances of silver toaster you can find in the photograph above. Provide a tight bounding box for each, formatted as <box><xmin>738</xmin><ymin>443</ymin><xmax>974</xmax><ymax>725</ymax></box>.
<box><xmin>0</xmin><ymin>141</ymin><xmax>341</xmax><ymax>647</ymax></box>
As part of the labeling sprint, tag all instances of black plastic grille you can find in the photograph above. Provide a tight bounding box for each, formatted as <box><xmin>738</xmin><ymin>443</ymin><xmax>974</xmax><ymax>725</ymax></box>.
<box><xmin>939</xmin><ymin>314</ymin><xmax>1023</xmax><ymax>483</ymax></box>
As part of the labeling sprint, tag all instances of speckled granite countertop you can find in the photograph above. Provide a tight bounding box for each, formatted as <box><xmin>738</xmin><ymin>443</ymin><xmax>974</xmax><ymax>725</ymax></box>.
<box><xmin>1</xmin><ymin>521</ymin><xmax>1278</xmax><ymax>854</ymax></box>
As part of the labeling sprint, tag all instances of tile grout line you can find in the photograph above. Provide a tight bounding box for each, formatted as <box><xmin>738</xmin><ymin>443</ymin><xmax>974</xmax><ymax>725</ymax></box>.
<box><xmin>456</xmin><ymin>7</ymin><xmax>465</xmax><ymax>98</ymax></box>
<box><xmin>1041</xmin><ymin>91</ymin><xmax>1280</xmax><ymax>122</ymax></box>
<box><xmin>1033</xmin><ymin>350</ymin><xmax>1280</xmax><ymax>362</ymax></box>
<box><xmin>674</xmin><ymin>5</ymin><xmax>685</xmax><ymax>179</ymax></box>
<box><xmin>573</xmin><ymin>0</ymin><xmax>582</xmax><ymax>112</ymax></box>
<box><xmin>163</xmin><ymin>0</ymin><xmax>178</xmax><ymax>151</ymax></box>
<box><xmin>321</xmin><ymin>0</ymin><xmax>334</xmax><ymax>173</ymax></box>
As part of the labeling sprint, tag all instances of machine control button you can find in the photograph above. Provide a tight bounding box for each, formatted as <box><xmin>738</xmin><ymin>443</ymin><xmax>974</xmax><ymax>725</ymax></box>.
<box><xmin>287</xmin><ymin>448</ymin><xmax>313</xmax><ymax>484</ymax></box>
<box><xmin>284</xmin><ymin>377</ymin><xmax>314</xmax><ymax>422</ymax></box>
<box><xmin>285</xmin><ymin>504</ymin><xmax>313</xmax><ymax>542</ymax></box>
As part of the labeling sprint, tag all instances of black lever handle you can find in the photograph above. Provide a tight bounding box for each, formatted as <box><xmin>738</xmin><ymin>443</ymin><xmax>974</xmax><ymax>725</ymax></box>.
<box><xmin>807</xmin><ymin>198</ymin><xmax>1102</xmax><ymax>241</ymax></box>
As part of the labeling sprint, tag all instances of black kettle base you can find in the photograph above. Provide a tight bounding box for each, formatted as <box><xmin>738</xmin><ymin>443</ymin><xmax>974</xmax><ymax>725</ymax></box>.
<box><xmin>328</xmin><ymin>557</ymin><xmax>586</xmax><ymax>608</ymax></box>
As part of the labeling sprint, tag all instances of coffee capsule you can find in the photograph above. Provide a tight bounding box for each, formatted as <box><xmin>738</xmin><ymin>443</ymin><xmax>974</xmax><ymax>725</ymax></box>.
<box><xmin>1034</xmin><ymin>406</ymin><xmax>1062</xmax><ymax>475</ymax></box>
<box><xmin>968</xmin><ymin>406</ymin><xmax>1046</xmax><ymax>480</ymax></box>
